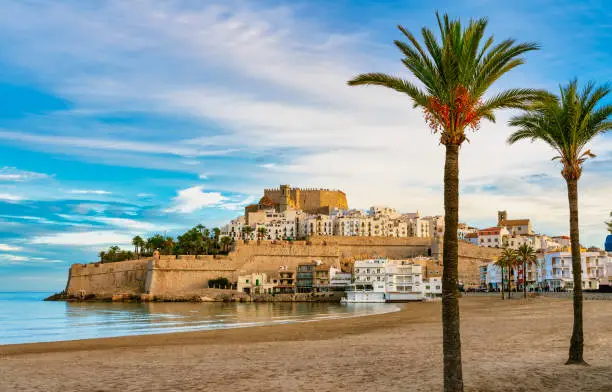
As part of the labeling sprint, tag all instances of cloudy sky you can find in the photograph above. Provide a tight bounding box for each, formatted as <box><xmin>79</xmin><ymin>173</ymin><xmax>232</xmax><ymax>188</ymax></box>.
<box><xmin>1</xmin><ymin>0</ymin><xmax>611</xmax><ymax>291</ymax></box>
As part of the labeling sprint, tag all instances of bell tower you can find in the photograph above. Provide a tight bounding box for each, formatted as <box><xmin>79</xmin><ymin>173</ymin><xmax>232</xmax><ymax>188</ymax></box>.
<box><xmin>279</xmin><ymin>184</ymin><xmax>290</xmax><ymax>212</ymax></box>
<box><xmin>497</xmin><ymin>210</ymin><xmax>507</xmax><ymax>226</ymax></box>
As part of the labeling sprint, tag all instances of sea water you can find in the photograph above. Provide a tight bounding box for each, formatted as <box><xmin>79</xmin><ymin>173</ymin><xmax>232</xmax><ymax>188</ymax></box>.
<box><xmin>0</xmin><ymin>292</ymin><xmax>398</xmax><ymax>345</ymax></box>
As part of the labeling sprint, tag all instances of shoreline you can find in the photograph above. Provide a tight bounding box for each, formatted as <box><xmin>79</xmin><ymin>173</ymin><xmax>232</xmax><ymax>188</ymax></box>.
<box><xmin>3</xmin><ymin>297</ymin><xmax>612</xmax><ymax>391</ymax></box>
<box><xmin>0</xmin><ymin>301</ymin><xmax>417</xmax><ymax>357</ymax></box>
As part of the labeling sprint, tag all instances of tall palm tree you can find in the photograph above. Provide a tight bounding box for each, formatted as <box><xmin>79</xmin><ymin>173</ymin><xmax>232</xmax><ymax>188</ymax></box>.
<box><xmin>508</xmin><ymin>80</ymin><xmax>612</xmax><ymax>365</ymax></box>
<box><xmin>516</xmin><ymin>244</ymin><xmax>537</xmax><ymax>298</ymax></box>
<box><xmin>132</xmin><ymin>235</ymin><xmax>144</xmax><ymax>259</ymax></box>
<box><xmin>496</xmin><ymin>248</ymin><xmax>515</xmax><ymax>300</ymax></box>
<box><xmin>347</xmin><ymin>13</ymin><xmax>543</xmax><ymax>390</ymax></box>
<box><xmin>606</xmin><ymin>211</ymin><xmax>612</xmax><ymax>233</ymax></box>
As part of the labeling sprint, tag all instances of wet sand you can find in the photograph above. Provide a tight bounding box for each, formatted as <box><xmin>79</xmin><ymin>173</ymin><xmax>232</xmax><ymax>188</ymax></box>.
<box><xmin>1</xmin><ymin>297</ymin><xmax>612</xmax><ymax>391</ymax></box>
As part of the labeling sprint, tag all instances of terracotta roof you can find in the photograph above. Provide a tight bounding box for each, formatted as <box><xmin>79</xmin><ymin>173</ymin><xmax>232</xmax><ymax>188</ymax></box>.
<box><xmin>258</xmin><ymin>196</ymin><xmax>276</xmax><ymax>207</ymax></box>
<box><xmin>465</xmin><ymin>233</ymin><xmax>478</xmax><ymax>238</ymax></box>
<box><xmin>500</xmin><ymin>219</ymin><xmax>530</xmax><ymax>226</ymax></box>
<box><xmin>479</xmin><ymin>226</ymin><xmax>501</xmax><ymax>233</ymax></box>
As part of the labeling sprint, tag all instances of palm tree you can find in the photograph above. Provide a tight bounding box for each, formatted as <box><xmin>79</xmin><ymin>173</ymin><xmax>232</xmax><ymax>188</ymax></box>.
<box><xmin>606</xmin><ymin>211</ymin><xmax>612</xmax><ymax>233</ymax></box>
<box><xmin>516</xmin><ymin>244</ymin><xmax>537</xmax><ymax>298</ymax></box>
<box><xmin>496</xmin><ymin>248</ymin><xmax>515</xmax><ymax>300</ymax></box>
<box><xmin>257</xmin><ymin>227</ymin><xmax>267</xmax><ymax>241</ymax></box>
<box><xmin>220</xmin><ymin>236</ymin><xmax>233</xmax><ymax>253</ymax></box>
<box><xmin>132</xmin><ymin>235</ymin><xmax>144</xmax><ymax>259</ymax></box>
<box><xmin>195</xmin><ymin>224</ymin><xmax>205</xmax><ymax>235</ymax></box>
<box><xmin>508</xmin><ymin>80</ymin><xmax>612</xmax><ymax>365</ymax></box>
<box><xmin>347</xmin><ymin>13</ymin><xmax>543</xmax><ymax>390</ymax></box>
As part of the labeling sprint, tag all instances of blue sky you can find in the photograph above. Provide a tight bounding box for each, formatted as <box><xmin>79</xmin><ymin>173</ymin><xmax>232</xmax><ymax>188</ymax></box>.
<box><xmin>1</xmin><ymin>0</ymin><xmax>611</xmax><ymax>291</ymax></box>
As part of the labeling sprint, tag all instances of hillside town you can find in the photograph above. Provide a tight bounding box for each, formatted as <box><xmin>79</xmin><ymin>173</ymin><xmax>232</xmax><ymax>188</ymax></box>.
<box><xmin>223</xmin><ymin>185</ymin><xmax>612</xmax><ymax>298</ymax></box>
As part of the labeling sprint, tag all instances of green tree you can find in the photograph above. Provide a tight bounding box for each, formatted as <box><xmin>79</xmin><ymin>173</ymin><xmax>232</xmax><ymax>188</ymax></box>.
<box><xmin>516</xmin><ymin>244</ymin><xmax>537</xmax><ymax>298</ymax></box>
<box><xmin>132</xmin><ymin>235</ymin><xmax>144</xmax><ymax>259</ymax></box>
<box><xmin>162</xmin><ymin>236</ymin><xmax>175</xmax><ymax>255</ymax></box>
<box><xmin>347</xmin><ymin>13</ymin><xmax>543</xmax><ymax>390</ymax></box>
<box><xmin>146</xmin><ymin>234</ymin><xmax>166</xmax><ymax>255</ymax></box>
<box><xmin>242</xmin><ymin>226</ymin><xmax>254</xmax><ymax>240</ymax></box>
<box><xmin>606</xmin><ymin>211</ymin><xmax>612</xmax><ymax>233</ymax></box>
<box><xmin>220</xmin><ymin>236</ymin><xmax>233</xmax><ymax>253</ymax></box>
<box><xmin>177</xmin><ymin>228</ymin><xmax>204</xmax><ymax>255</ymax></box>
<box><xmin>495</xmin><ymin>248</ymin><xmax>515</xmax><ymax>300</ymax></box>
<box><xmin>257</xmin><ymin>227</ymin><xmax>268</xmax><ymax>240</ymax></box>
<box><xmin>98</xmin><ymin>251</ymin><xmax>106</xmax><ymax>263</ymax></box>
<box><xmin>508</xmin><ymin>80</ymin><xmax>612</xmax><ymax>365</ymax></box>
<box><xmin>213</xmin><ymin>227</ymin><xmax>221</xmax><ymax>241</ymax></box>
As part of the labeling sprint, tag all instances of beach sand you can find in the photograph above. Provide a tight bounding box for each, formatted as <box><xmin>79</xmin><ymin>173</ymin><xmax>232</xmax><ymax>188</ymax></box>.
<box><xmin>1</xmin><ymin>296</ymin><xmax>612</xmax><ymax>391</ymax></box>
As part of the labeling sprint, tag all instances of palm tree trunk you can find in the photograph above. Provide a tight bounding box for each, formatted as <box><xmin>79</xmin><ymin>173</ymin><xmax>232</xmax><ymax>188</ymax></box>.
<box><xmin>441</xmin><ymin>144</ymin><xmax>464</xmax><ymax>392</ymax></box>
<box><xmin>523</xmin><ymin>261</ymin><xmax>527</xmax><ymax>299</ymax></box>
<box><xmin>566</xmin><ymin>177</ymin><xmax>587</xmax><ymax>365</ymax></box>
<box><xmin>501</xmin><ymin>267</ymin><xmax>505</xmax><ymax>300</ymax></box>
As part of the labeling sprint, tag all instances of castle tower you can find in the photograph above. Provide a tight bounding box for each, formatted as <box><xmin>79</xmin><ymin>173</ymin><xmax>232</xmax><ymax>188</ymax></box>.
<box><xmin>279</xmin><ymin>184</ymin><xmax>290</xmax><ymax>212</ymax></box>
<box><xmin>497</xmin><ymin>210</ymin><xmax>507</xmax><ymax>226</ymax></box>
<box><xmin>294</xmin><ymin>188</ymin><xmax>301</xmax><ymax>210</ymax></box>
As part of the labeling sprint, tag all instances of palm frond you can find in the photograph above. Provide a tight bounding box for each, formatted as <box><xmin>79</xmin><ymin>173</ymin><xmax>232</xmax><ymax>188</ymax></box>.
<box><xmin>508</xmin><ymin>80</ymin><xmax>612</xmax><ymax>180</ymax></box>
<box><xmin>347</xmin><ymin>73</ymin><xmax>429</xmax><ymax>107</ymax></box>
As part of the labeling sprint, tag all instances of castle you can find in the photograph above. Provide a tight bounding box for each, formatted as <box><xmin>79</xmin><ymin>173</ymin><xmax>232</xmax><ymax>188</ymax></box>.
<box><xmin>244</xmin><ymin>184</ymin><xmax>348</xmax><ymax>223</ymax></box>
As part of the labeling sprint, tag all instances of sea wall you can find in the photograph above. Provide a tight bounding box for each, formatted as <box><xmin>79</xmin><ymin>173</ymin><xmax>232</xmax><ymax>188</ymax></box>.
<box><xmin>64</xmin><ymin>236</ymin><xmax>494</xmax><ymax>298</ymax></box>
<box><xmin>67</xmin><ymin>258</ymin><xmax>150</xmax><ymax>296</ymax></box>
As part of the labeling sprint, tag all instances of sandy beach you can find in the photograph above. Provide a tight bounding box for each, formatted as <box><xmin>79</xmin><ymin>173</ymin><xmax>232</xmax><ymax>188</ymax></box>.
<box><xmin>1</xmin><ymin>296</ymin><xmax>612</xmax><ymax>391</ymax></box>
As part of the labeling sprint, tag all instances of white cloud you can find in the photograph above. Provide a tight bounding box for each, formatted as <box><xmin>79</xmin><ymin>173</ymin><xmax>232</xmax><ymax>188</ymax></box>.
<box><xmin>165</xmin><ymin>186</ymin><xmax>227</xmax><ymax>213</ymax></box>
<box><xmin>198</xmin><ymin>173</ymin><xmax>208</xmax><ymax>179</ymax></box>
<box><xmin>0</xmin><ymin>167</ymin><xmax>51</xmax><ymax>182</ymax></box>
<box><xmin>0</xmin><ymin>193</ymin><xmax>24</xmax><ymax>202</ymax></box>
<box><xmin>0</xmin><ymin>254</ymin><xmax>28</xmax><ymax>263</ymax></box>
<box><xmin>0</xmin><ymin>0</ymin><xmax>609</xmax><ymax>246</ymax></box>
<box><xmin>30</xmin><ymin>230</ymin><xmax>133</xmax><ymax>247</ymax></box>
<box><xmin>137</xmin><ymin>193</ymin><xmax>154</xmax><ymax>198</ymax></box>
<box><xmin>68</xmin><ymin>189</ymin><xmax>112</xmax><ymax>195</ymax></box>
<box><xmin>0</xmin><ymin>130</ymin><xmax>238</xmax><ymax>159</ymax></box>
<box><xmin>0</xmin><ymin>244</ymin><xmax>23</xmax><ymax>251</ymax></box>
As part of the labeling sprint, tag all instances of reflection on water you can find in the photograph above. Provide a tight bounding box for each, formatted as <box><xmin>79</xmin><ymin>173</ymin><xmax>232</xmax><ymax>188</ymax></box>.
<box><xmin>0</xmin><ymin>292</ymin><xmax>399</xmax><ymax>345</ymax></box>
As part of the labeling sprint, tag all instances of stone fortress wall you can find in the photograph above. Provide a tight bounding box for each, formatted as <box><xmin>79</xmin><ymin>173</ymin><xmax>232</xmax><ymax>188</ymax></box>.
<box><xmin>65</xmin><ymin>237</ymin><xmax>499</xmax><ymax>299</ymax></box>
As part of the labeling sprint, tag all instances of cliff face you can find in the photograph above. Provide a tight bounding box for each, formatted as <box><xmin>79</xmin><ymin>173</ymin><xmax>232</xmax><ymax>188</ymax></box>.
<box><xmin>64</xmin><ymin>237</ymin><xmax>496</xmax><ymax>299</ymax></box>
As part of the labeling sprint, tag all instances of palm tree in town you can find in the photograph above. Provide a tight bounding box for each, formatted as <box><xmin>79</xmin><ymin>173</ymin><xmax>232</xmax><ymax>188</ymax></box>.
<box><xmin>347</xmin><ymin>12</ymin><xmax>543</xmax><ymax>391</ymax></box>
<box><xmin>516</xmin><ymin>244</ymin><xmax>537</xmax><ymax>298</ymax></box>
<box><xmin>257</xmin><ymin>227</ymin><xmax>268</xmax><ymax>241</ymax></box>
<box><xmin>496</xmin><ymin>248</ymin><xmax>515</xmax><ymax>300</ymax></box>
<box><xmin>508</xmin><ymin>79</ymin><xmax>612</xmax><ymax>365</ymax></box>
<box><xmin>606</xmin><ymin>211</ymin><xmax>612</xmax><ymax>233</ymax></box>
<box><xmin>132</xmin><ymin>235</ymin><xmax>144</xmax><ymax>259</ymax></box>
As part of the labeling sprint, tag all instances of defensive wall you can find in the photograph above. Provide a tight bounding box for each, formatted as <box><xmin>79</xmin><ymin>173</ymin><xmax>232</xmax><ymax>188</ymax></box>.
<box><xmin>64</xmin><ymin>236</ymin><xmax>499</xmax><ymax>298</ymax></box>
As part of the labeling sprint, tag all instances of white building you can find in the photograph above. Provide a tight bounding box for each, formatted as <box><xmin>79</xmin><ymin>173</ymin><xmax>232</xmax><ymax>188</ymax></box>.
<box><xmin>423</xmin><ymin>215</ymin><xmax>444</xmax><ymax>238</ymax></box>
<box><xmin>408</xmin><ymin>217</ymin><xmax>431</xmax><ymax>238</ymax></box>
<box><xmin>237</xmin><ymin>272</ymin><xmax>275</xmax><ymax>294</ymax></box>
<box><xmin>329</xmin><ymin>271</ymin><xmax>352</xmax><ymax>291</ymax></box>
<box><xmin>424</xmin><ymin>277</ymin><xmax>442</xmax><ymax>297</ymax></box>
<box><xmin>346</xmin><ymin>258</ymin><xmax>425</xmax><ymax>302</ymax></box>
<box><xmin>478</xmin><ymin>226</ymin><xmax>510</xmax><ymax>248</ymax></box>
<box><xmin>505</xmin><ymin>234</ymin><xmax>537</xmax><ymax>250</ymax></box>
<box><xmin>540</xmin><ymin>250</ymin><xmax>608</xmax><ymax>291</ymax></box>
<box><xmin>385</xmin><ymin>261</ymin><xmax>424</xmax><ymax>301</ymax></box>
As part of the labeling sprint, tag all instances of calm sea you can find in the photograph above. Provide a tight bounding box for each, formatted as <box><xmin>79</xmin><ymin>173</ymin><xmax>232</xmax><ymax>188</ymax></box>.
<box><xmin>0</xmin><ymin>292</ymin><xmax>398</xmax><ymax>345</ymax></box>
